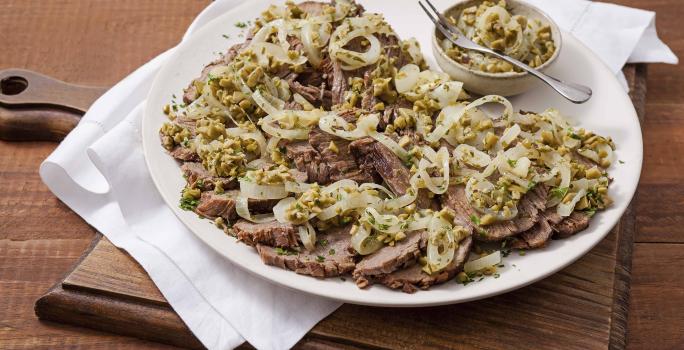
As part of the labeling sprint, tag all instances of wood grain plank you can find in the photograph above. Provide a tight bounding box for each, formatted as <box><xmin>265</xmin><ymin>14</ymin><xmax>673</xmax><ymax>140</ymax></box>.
<box><xmin>627</xmin><ymin>243</ymin><xmax>684</xmax><ymax>350</ymax></box>
<box><xmin>0</xmin><ymin>1</ymin><xmax>208</xmax><ymax>348</ymax></box>
<box><xmin>37</xmin><ymin>221</ymin><xmax>630</xmax><ymax>350</ymax></box>
<box><xmin>63</xmin><ymin>237</ymin><xmax>167</xmax><ymax>306</ymax></box>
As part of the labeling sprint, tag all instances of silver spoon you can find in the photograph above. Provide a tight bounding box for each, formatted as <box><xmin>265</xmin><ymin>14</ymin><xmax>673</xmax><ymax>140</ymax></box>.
<box><xmin>419</xmin><ymin>0</ymin><xmax>592</xmax><ymax>104</ymax></box>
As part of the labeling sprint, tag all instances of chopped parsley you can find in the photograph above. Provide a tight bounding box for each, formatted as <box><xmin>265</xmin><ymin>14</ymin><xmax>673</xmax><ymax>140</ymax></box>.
<box><xmin>507</xmin><ymin>159</ymin><xmax>517</xmax><ymax>167</ymax></box>
<box><xmin>222</xmin><ymin>34</ymin><xmax>230</xmax><ymax>39</ymax></box>
<box><xmin>316</xmin><ymin>255</ymin><xmax>325</xmax><ymax>262</ymax></box>
<box><xmin>550</xmin><ymin>186</ymin><xmax>569</xmax><ymax>199</ymax></box>
<box><xmin>518</xmin><ymin>250</ymin><xmax>526</xmax><ymax>256</ymax></box>
<box><xmin>319</xmin><ymin>239</ymin><xmax>329</xmax><ymax>247</ymax></box>
<box><xmin>470</xmin><ymin>214</ymin><xmax>480</xmax><ymax>225</ymax></box>
<box><xmin>328</xmin><ymin>249</ymin><xmax>336</xmax><ymax>256</ymax></box>
<box><xmin>583</xmin><ymin>208</ymin><xmax>597</xmax><ymax>217</ymax></box>
<box><xmin>235</xmin><ymin>21</ymin><xmax>247</xmax><ymax>28</ymax></box>
<box><xmin>275</xmin><ymin>247</ymin><xmax>297</xmax><ymax>256</ymax></box>
<box><xmin>207</xmin><ymin>73</ymin><xmax>220</xmax><ymax>85</ymax></box>
<box><xmin>619</xmin><ymin>160</ymin><xmax>625</xmax><ymax>164</ymax></box>
<box><xmin>179</xmin><ymin>197</ymin><xmax>199</xmax><ymax>211</ymax></box>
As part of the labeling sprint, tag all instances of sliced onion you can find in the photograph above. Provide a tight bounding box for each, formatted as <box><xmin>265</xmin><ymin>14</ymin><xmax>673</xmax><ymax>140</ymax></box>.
<box><xmin>510</xmin><ymin>157</ymin><xmax>531</xmax><ymax>178</ymax></box>
<box><xmin>351</xmin><ymin>223</ymin><xmax>383</xmax><ymax>255</ymax></box>
<box><xmin>284</xmin><ymin>181</ymin><xmax>315</xmax><ymax>193</ymax></box>
<box><xmin>369</xmin><ymin>131</ymin><xmax>409</xmax><ymax>162</ymax></box>
<box><xmin>577</xmin><ymin>148</ymin><xmax>600</xmax><ymax>163</ymax></box>
<box><xmin>298</xmin><ymin>222</ymin><xmax>317</xmax><ymax>251</ymax></box>
<box><xmin>273</xmin><ymin>197</ymin><xmax>295</xmax><ymax>223</ymax></box>
<box><xmin>454</xmin><ymin>144</ymin><xmax>491</xmax><ymax>168</ymax></box>
<box><xmin>426</xmin><ymin>215</ymin><xmax>456</xmax><ymax>271</ymax></box>
<box><xmin>239</xmin><ymin>180</ymin><xmax>288</xmax><ymax>200</ymax></box>
<box><xmin>251</xmin><ymin>42</ymin><xmax>308</xmax><ymax>67</ymax></box>
<box><xmin>426</xmin><ymin>104</ymin><xmax>466</xmax><ymax>143</ymax></box>
<box><xmin>557</xmin><ymin>189</ymin><xmax>587</xmax><ymax>217</ymax></box>
<box><xmin>261</xmin><ymin>114</ymin><xmax>311</xmax><ymax>140</ymax></box>
<box><xmin>394</xmin><ymin>64</ymin><xmax>420</xmax><ymax>93</ymax></box>
<box><xmin>363</xmin><ymin>207</ymin><xmax>402</xmax><ymax>233</ymax></box>
<box><xmin>430</xmin><ymin>81</ymin><xmax>464</xmax><ymax>108</ymax></box>
<box><xmin>318</xmin><ymin>112</ymin><xmax>379</xmax><ymax>140</ymax></box>
<box><xmin>498</xmin><ymin>124</ymin><xmax>521</xmax><ymax>149</ymax></box>
<box><xmin>464</xmin><ymin>251</ymin><xmax>501</xmax><ymax>273</ymax></box>
<box><xmin>236</xmin><ymin>196</ymin><xmax>276</xmax><ymax>223</ymax></box>
<box><xmin>293</xmin><ymin>93</ymin><xmax>315</xmax><ymax>111</ymax></box>
<box><xmin>401</xmin><ymin>38</ymin><xmax>424</xmax><ymax>65</ymax></box>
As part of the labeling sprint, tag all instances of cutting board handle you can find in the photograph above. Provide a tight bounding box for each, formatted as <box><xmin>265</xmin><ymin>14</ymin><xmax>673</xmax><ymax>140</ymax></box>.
<box><xmin>0</xmin><ymin>69</ymin><xmax>107</xmax><ymax>141</ymax></box>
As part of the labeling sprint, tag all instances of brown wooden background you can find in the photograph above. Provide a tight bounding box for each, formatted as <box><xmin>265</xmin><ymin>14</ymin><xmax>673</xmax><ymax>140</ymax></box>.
<box><xmin>0</xmin><ymin>0</ymin><xmax>682</xmax><ymax>349</ymax></box>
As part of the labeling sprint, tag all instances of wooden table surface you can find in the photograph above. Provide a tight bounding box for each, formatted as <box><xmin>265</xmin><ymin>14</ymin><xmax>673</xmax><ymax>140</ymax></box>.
<box><xmin>0</xmin><ymin>1</ymin><xmax>681</xmax><ymax>349</ymax></box>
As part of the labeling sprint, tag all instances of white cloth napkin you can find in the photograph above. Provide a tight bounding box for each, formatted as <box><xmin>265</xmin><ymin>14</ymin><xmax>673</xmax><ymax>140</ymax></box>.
<box><xmin>39</xmin><ymin>1</ymin><xmax>676</xmax><ymax>349</ymax></box>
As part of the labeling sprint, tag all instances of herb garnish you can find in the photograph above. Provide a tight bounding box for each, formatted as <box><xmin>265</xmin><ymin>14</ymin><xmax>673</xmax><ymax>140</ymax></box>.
<box><xmin>179</xmin><ymin>197</ymin><xmax>199</xmax><ymax>211</ymax></box>
<box><xmin>275</xmin><ymin>247</ymin><xmax>297</xmax><ymax>256</ymax></box>
<box><xmin>550</xmin><ymin>186</ymin><xmax>569</xmax><ymax>199</ymax></box>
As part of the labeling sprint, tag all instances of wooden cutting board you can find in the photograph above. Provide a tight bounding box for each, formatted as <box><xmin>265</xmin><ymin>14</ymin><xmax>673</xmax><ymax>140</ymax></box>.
<box><xmin>14</xmin><ymin>65</ymin><xmax>645</xmax><ymax>349</ymax></box>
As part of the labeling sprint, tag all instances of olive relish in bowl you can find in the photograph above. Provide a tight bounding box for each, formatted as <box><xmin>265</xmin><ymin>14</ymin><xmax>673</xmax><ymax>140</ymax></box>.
<box><xmin>158</xmin><ymin>0</ymin><xmax>615</xmax><ymax>293</ymax></box>
<box><xmin>440</xmin><ymin>0</ymin><xmax>557</xmax><ymax>73</ymax></box>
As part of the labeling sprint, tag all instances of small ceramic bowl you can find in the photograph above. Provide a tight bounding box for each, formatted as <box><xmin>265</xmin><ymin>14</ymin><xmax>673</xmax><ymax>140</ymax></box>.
<box><xmin>431</xmin><ymin>0</ymin><xmax>562</xmax><ymax>96</ymax></box>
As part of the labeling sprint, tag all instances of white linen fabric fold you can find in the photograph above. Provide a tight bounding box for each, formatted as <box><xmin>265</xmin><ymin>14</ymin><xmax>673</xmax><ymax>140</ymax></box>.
<box><xmin>39</xmin><ymin>0</ymin><xmax>676</xmax><ymax>349</ymax></box>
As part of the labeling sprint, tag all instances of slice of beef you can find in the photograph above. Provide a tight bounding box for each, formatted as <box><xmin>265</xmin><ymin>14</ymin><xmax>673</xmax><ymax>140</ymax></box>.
<box><xmin>295</xmin><ymin>65</ymin><xmax>326</xmax><ymax>87</ymax></box>
<box><xmin>174</xmin><ymin>116</ymin><xmax>197</xmax><ymax>135</ymax></box>
<box><xmin>288</xmin><ymin>80</ymin><xmax>332</xmax><ymax>109</ymax></box>
<box><xmin>308</xmin><ymin>127</ymin><xmax>377</xmax><ymax>184</ymax></box>
<box><xmin>283</xmin><ymin>124</ymin><xmax>376</xmax><ymax>185</ymax></box>
<box><xmin>353</xmin><ymin>231</ymin><xmax>426</xmax><ymax>288</ymax></box>
<box><xmin>377</xmin><ymin>235</ymin><xmax>473</xmax><ymax>293</ymax></box>
<box><xmin>194</xmin><ymin>190</ymin><xmax>279</xmax><ymax>220</ymax></box>
<box><xmin>510</xmin><ymin>218</ymin><xmax>553</xmax><ymax>249</ymax></box>
<box><xmin>350</xmin><ymin>138</ymin><xmax>433</xmax><ymax>209</ymax></box>
<box><xmin>440</xmin><ymin>185</ymin><xmax>548</xmax><ymax>241</ymax></box>
<box><xmin>510</xmin><ymin>208</ymin><xmax>562</xmax><ymax>249</ymax></box>
<box><xmin>170</xmin><ymin>146</ymin><xmax>199</xmax><ymax>162</ymax></box>
<box><xmin>233</xmin><ymin>220</ymin><xmax>298</xmax><ymax>248</ymax></box>
<box><xmin>323</xmin><ymin>58</ymin><xmax>348</xmax><ymax>106</ymax></box>
<box><xmin>298</xmin><ymin>1</ymin><xmax>328</xmax><ymax>16</ymax></box>
<box><xmin>360</xmin><ymin>69</ymin><xmax>381</xmax><ymax>111</ymax></box>
<box><xmin>182</xmin><ymin>38</ymin><xmax>253</xmax><ymax>104</ymax></box>
<box><xmin>181</xmin><ymin>162</ymin><xmax>238</xmax><ymax>190</ymax></box>
<box><xmin>256</xmin><ymin>224</ymin><xmax>356</xmax><ymax>277</ymax></box>
<box><xmin>553</xmin><ymin>211</ymin><xmax>591</xmax><ymax>238</ymax></box>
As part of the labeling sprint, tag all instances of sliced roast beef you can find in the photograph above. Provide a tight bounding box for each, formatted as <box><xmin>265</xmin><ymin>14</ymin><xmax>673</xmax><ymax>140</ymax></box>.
<box><xmin>181</xmin><ymin>162</ymin><xmax>238</xmax><ymax>190</ymax></box>
<box><xmin>170</xmin><ymin>146</ymin><xmax>199</xmax><ymax>162</ymax></box>
<box><xmin>553</xmin><ymin>211</ymin><xmax>591</xmax><ymax>238</ymax></box>
<box><xmin>377</xmin><ymin>235</ymin><xmax>473</xmax><ymax>293</ymax></box>
<box><xmin>510</xmin><ymin>218</ymin><xmax>553</xmax><ymax>249</ymax></box>
<box><xmin>256</xmin><ymin>224</ymin><xmax>356</xmax><ymax>277</ymax></box>
<box><xmin>298</xmin><ymin>1</ymin><xmax>328</xmax><ymax>16</ymax></box>
<box><xmin>194</xmin><ymin>190</ymin><xmax>279</xmax><ymax>220</ymax></box>
<box><xmin>322</xmin><ymin>58</ymin><xmax>348</xmax><ymax>106</ymax></box>
<box><xmin>350</xmin><ymin>138</ymin><xmax>433</xmax><ymax>209</ymax></box>
<box><xmin>440</xmin><ymin>185</ymin><xmax>548</xmax><ymax>241</ymax></box>
<box><xmin>510</xmin><ymin>208</ymin><xmax>561</xmax><ymax>249</ymax></box>
<box><xmin>288</xmin><ymin>80</ymin><xmax>332</xmax><ymax>109</ymax></box>
<box><xmin>233</xmin><ymin>220</ymin><xmax>298</xmax><ymax>248</ymax></box>
<box><xmin>353</xmin><ymin>230</ymin><xmax>426</xmax><ymax>288</ymax></box>
<box><xmin>283</xmin><ymin>124</ymin><xmax>376</xmax><ymax>185</ymax></box>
